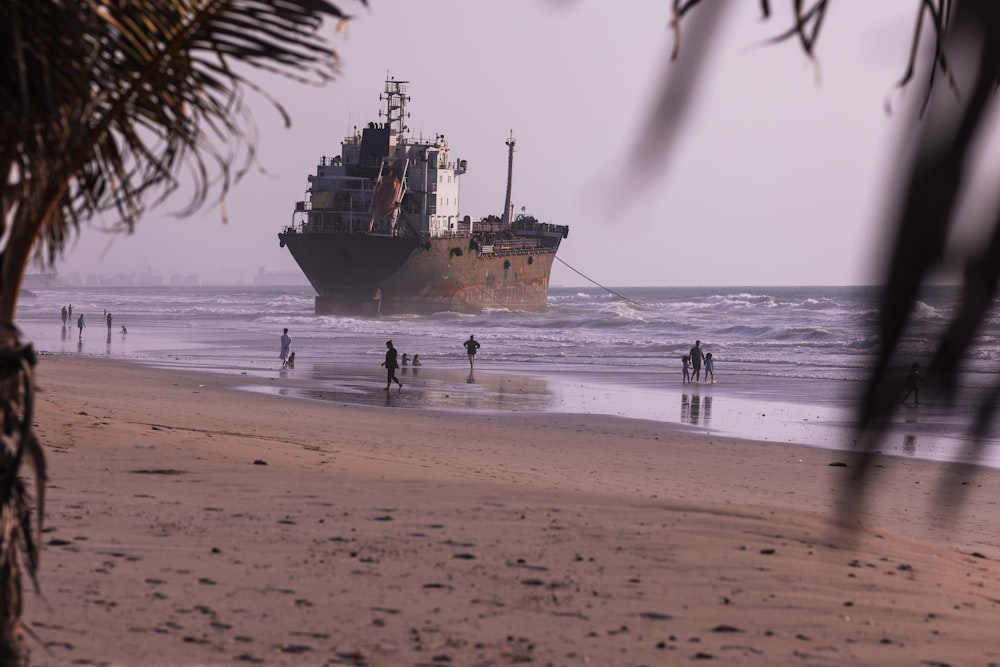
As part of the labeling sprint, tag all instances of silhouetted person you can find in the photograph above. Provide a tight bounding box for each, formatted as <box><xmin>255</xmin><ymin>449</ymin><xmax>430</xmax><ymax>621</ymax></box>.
<box><xmin>77</xmin><ymin>314</ymin><xmax>85</xmax><ymax>339</ymax></box>
<box><xmin>106</xmin><ymin>312</ymin><xmax>113</xmax><ymax>333</ymax></box>
<box><xmin>682</xmin><ymin>355</ymin><xmax>691</xmax><ymax>383</ymax></box>
<box><xmin>689</xmin><ymin>340</ymin><xmax>705</xmax><ymax>382</ymax></box>
<box><xmin>463</xmin><ymin>334</ymin><xmax>480</xmax><ymax>369</ymax></box>
<box><xmin>382</xmin><ymin>340</ymin><xmax>402</xmax><ymax>389</ymax></box>
<box><xmin>61</xmin><ymin>305</ymin><xmax>67</xmax><ymax>327</ymax></box>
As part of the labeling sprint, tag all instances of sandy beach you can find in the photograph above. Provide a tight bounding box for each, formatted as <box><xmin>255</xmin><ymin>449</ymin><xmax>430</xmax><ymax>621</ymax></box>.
<box><xmin>20</xmin><ymin>354</ymin><xmax>1000</xmax><ymax>665</ymax></box>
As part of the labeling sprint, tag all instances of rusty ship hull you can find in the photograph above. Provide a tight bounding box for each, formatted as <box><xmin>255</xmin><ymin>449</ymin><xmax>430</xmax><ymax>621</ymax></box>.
<box><xmin>278</xmin><ymin>229</ymin><xmax>560</xmax><ymax>316</ymax></box>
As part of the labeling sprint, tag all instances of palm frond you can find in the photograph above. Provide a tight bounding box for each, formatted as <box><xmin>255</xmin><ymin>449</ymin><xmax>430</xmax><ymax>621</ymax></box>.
<box><xmin>1</xmin><ymin>0</ymin><xmax>364</xmax><ymax>316</ymax></box>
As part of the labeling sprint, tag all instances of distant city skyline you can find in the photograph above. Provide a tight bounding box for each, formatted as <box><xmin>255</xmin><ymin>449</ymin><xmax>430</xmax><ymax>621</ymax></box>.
<box><xmin>24</xmin><ymin>267</ymin><xmax>310</xmax><ymax>288</ymax></box>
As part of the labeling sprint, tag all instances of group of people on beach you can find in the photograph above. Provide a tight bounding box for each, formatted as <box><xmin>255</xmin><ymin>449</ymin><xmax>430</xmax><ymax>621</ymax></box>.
<box><xmin>379</xmin><ymin>342</ymin><xmax>426</xmax><ymax>389</ymax></box>
<box><xmin>277</xmin><ymin>328</ymin><xmax>463</xmax><ymax>390</ymax></box>
<box><xmin>677</xmin><ymin>339</ymin><xmax>924</xmax><ymax>406</ymax></box>
<box><xmin>275</xmin><ymin>327</ymin><xmax>930</xmax><ymax>408</ymax></box>
<box><xmin>61</xmin><ymin>305</ymin><xmax>126</xmax><ymax>339</ymax></box>
<box><xmin>682</xmin><ymin>339</ymin><xmax>715</xmax><ymax>384</ymax></box>
<box><xmin>60</xmin><ymin>304</ymin><xmax>81</xmax><ymax>337</ymax></box>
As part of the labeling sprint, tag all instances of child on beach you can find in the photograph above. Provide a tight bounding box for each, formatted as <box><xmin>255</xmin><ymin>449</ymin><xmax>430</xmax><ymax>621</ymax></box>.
<box><xmin>704</xmin><ymin>353</ymin><xmax>715</xmax><ymax>383</ymax></box>
<box><xmin>682</xmin><ymin>355</ymin><xmax>691</xmax><ymax>383</ymax></box>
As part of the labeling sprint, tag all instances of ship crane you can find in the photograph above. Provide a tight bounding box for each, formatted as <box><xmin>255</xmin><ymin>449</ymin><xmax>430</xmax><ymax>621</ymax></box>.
<box><xmin>501</xmin><ymin>131</ymin><xmax>515</xmax><ymax>227</ymax></box>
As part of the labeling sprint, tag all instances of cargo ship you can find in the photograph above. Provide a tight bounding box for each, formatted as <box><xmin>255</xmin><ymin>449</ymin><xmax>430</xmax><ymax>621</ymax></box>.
<box><xmin>278</xmin><ymin>77</ymin><xmax>569</xmax><ymax>316</ymax></box>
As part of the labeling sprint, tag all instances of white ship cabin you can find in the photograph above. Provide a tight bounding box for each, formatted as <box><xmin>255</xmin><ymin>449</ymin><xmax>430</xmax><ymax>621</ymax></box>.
<box><xmin>299</xmin><ymin>124</ymin><xmax>469</xmax><ymax>239</ymax></box>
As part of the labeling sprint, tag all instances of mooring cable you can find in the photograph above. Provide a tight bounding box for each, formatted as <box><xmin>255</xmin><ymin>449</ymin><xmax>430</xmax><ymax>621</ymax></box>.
<box><xmin>555</xmin><ymin>256</ymin><xmax>645</xmax><ymax>307</ymax></box>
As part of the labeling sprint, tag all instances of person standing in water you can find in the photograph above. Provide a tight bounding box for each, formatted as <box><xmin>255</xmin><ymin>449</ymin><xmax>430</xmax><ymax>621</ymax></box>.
<box><xmin>382</xmin><ymin>340</ymin><xmax>402</xmax><ymax>389</ymax></box>
<box><xmin>463</xmin><ymin>334</ymin><xmax>480</xmax><ymax>369</ymax></box>
<box><xmin>279</xmin><ymin>328</ymin><xmax>292</xmax><ymax>368</ymax></box>
<box><xmin>77</xmin><ymin>313</ymin><xmax>85</xmax><ymax>339</ymax></box>
<box><xmin>689</xmin><ymin>340</ymin><xmax>705</xmax><ymax>382</ymax></box>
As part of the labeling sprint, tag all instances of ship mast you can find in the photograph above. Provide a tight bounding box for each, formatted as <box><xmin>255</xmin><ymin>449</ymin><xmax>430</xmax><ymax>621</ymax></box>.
<box><xmin>379</xmin><ymin>77</ymin><xmax>410</xmax><ymax>136</ymax></box>
<box><xmin>501</xmin><ymin>131</ymin><xmax>515</xmax><ymax>226</ymax></box>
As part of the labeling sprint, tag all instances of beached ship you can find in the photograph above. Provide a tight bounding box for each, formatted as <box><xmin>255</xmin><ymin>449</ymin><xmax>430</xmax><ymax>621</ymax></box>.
<box><xmin>278</xmin><ymin>77</ymin><xmax>569</xmax><ymax>316</ymax></box>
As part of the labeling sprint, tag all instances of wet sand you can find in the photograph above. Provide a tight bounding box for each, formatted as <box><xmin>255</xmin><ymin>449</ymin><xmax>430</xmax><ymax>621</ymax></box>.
<box><xmin>23</xmin><ymin>355</ymin><xmax>1000</xmax><ymax>665</ymax></box>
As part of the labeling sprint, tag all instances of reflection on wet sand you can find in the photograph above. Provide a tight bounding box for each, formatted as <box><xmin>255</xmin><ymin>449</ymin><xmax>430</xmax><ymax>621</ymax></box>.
<box><xmin>264</xmin><ymin>363</ymin><xmax>554</xmax><ymax>413</ymax></box>
<box><xmin>681</xmin><ymin>394</ymin><xmax>713</xmax><ymax>427</ymax></box>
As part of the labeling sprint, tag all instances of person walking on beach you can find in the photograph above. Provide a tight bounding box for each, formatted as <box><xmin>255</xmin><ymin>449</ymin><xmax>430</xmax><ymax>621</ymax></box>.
<box><xmin>682</xmin><ymin>355</ymin><xmax>691</xmax><ymax>383</ymax></box>
<box><xmin>279</xmin><ymin>328</ymin><xmax>292</xmax><ymax>368</ymax></box>
<box><xmin>463</xmin><ymin>334</ymin><xmax>480</xmax><ymax>369</ymax></box>
<box><xmin>77</xmin><ymin>313</ymin><xmax>85</xmax><ymax>339</ymax></box>
<box><xmin>382</xmin><ymin>340</ymin><xmax>402</xmax><ymax>389</ymax></box>
<box><xmin>61</xmin><ymin>305</ymin><xmax>68</xmax><ymax>327</ymax></box>
<box><xmin>902</xmin><ymin>362</ymin><xmax>921</xmax><ymax>405</ymax></box>
<box><xmin>689</xmin><ymin>340</ymin><xmax>705</xmax><ymax>382</ymax></box>
<box><xmin>704</xmin><ymin>352</ymin><xmax>715</xmax><ymax>383</ymax></box>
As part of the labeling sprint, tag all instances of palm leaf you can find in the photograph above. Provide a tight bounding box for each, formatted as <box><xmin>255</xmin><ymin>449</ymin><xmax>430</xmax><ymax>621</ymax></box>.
<box><xmin>1</xmin><ymin>0</ymin><xmax>364</xmax><ymax>317</ymax></box>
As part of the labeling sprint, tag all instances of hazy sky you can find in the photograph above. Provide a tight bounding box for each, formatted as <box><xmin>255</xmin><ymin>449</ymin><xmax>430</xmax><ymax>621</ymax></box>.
<box><xmin>54</xmin><ymin>1</ymin><xmax>929</xmax><ymax>287</ymax></box>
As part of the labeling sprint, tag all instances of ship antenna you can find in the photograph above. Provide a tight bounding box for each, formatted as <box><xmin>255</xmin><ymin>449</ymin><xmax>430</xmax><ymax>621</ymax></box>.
<box><xmin>380</xmin><ymin>76</ymin><xmax>411</xmax><ymax>137</ymax></box>
<box><xmin>501</xmin><ymin>130</ymin><xmax>515</xmax><ymax>226</ymax></box>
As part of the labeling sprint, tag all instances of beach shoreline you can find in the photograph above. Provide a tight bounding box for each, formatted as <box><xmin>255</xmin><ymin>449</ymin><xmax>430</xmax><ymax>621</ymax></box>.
<box><xmin>20</xmin><ymin>353</ymin><xmax>1000</xmax><ymax>665</ymax></box>
<box><xmin>21</xmin><ymin>308</ymin><xmax>996</xmax><ymax>475</ymax></box>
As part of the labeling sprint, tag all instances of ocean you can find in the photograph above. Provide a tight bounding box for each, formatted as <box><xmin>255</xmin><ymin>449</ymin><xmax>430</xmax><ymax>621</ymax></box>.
<box><xmin>14</xmin><ymin>284</ymin><xmax>1000</xmax><ymax>466</ymax></box>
